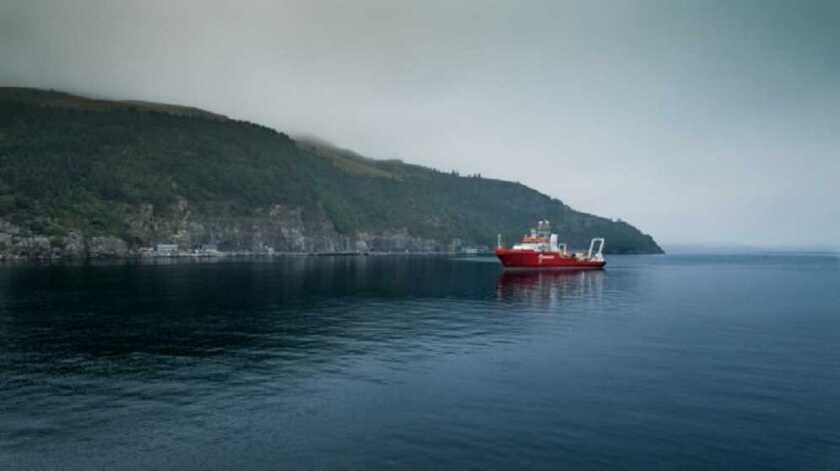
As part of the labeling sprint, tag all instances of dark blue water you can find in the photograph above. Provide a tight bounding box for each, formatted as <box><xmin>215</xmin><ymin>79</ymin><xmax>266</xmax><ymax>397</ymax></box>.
<box><xmin>1</xmin><ymin>254</ymin><xmax>838</xmax><ymax>470</ymax></box>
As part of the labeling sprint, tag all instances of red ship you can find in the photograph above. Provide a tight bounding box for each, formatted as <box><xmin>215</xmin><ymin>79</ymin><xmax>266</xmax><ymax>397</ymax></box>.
<box><xmin>495</xmin><ymin>220</ymin><xmax>605</xmax><ymax>270</ymax></box>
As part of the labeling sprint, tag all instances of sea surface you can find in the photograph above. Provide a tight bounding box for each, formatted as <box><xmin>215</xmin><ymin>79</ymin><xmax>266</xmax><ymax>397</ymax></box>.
<box><xmin>1</xmin><ymin>253</ymin><xmax>838</xmax><ymax>470</ymax></box>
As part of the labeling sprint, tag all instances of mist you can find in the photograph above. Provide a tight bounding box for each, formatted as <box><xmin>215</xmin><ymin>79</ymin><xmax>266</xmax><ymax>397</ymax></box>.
<box><xmin>1</xmin><ymin>0</ymin><xmax>838</xmax><ymax>248</ymax></box>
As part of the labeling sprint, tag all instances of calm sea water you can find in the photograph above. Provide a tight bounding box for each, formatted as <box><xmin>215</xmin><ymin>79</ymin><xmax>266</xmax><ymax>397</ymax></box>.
<box><xmin>1</xmin><ymin>254</ymin><xmax>838</xmax><ymax>470</ymax></box>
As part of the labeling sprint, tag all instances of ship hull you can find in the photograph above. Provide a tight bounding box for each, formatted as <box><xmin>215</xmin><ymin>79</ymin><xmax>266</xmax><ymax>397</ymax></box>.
<box><xmin>495</xmin><ymin>248</ymin><xmax>606</xmax><ymax>270</ymax></box>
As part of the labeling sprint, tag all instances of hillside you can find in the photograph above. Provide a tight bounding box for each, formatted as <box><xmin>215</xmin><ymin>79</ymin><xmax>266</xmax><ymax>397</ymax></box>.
<box><xmin>0</xmin><ymin>88</ymin><xmax>663</xmax><ymax>259</ymax></box>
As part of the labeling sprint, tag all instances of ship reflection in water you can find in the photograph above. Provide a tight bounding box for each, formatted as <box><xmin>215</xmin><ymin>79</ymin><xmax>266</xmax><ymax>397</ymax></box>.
<box><xmin>496</xmin><ymin>269</ymin><xmax>604</xmax><ymax>306</ymax></box>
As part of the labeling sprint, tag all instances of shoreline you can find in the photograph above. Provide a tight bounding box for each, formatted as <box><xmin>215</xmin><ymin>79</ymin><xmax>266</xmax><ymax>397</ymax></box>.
<box><xmin>0</xmin><ymin>250</ymin><xmax>675</xmax><ymax>265</ymax></box>
<box><xmin>0</xmin><ymin>250</ymin><xmax>491</xmax><ymax>265</ymax></box>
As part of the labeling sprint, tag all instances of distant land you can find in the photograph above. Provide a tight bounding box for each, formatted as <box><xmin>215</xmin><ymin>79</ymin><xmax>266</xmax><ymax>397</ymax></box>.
<box><xmin>0</xmin><ymin>87</ymin><xmax>663</xmax><ymax>260</ymax></box>
<box><xmin>662</xmin><ymin>244</ymin><xmax>839</xmax><ymax>255</ymax></box>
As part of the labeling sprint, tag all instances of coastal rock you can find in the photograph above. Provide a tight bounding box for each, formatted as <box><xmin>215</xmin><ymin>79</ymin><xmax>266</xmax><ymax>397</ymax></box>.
<box><xmin>354</xmin><ymin>229</ymin><xmax>443</xmax><ymax>253</ymax></box>
<box><xmin>0</xmin><ymin>205</ymin><xmax>451</xmax><ymax>259</ymax></box>
<box><xmin>88</xmin><ymin>236</ymin><xmax>129</xmax><ymax>258</ymax></box>
<box><xmin>62</xmin><ymin>232</ymin><xmax>86</xmax><ymax>258</ymax></box>
<box><xmin>18</xmin><ymin>236</ymin><xmax>51</xmax><ymax>258</ymax></box>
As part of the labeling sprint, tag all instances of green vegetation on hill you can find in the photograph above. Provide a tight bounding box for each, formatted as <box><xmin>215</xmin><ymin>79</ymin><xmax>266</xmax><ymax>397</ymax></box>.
<box><xmin>0</xmin><ymin>88</ymin><xmax>662</xmax><ymax>255</ymax></box>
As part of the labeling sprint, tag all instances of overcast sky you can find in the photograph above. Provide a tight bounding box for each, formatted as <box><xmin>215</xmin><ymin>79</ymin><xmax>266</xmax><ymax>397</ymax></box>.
<box><xmin>1</xmin><ymin>0</ymin><xmax>838</xmax><ymax>248</ymax></box>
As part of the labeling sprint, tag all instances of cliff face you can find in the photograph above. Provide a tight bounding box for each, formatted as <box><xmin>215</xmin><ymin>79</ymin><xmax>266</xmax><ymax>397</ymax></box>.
<box><xmin>0</xmin><ymin>204</ymin><xmax>444</xmax><ymax>260</ymax></box>
<box><xmin>0</xmin><ymin>88</ymin><xmax>663</xmax><ymax>259</ymax></box>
